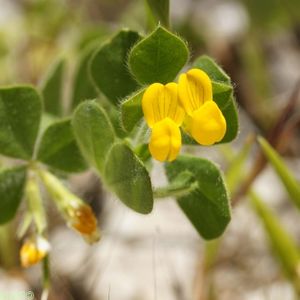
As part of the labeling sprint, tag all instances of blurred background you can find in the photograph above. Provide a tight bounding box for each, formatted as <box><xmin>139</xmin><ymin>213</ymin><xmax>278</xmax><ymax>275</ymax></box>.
<box><xmin>0</xmin><ymin>0</ymin><xmax>300</xmax><ymax>299</ymax></box>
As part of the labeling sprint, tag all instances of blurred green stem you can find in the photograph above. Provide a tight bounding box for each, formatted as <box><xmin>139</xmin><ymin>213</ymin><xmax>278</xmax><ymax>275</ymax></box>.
<box><xmin>25</xmin><ymin>174</ymin><xmax>47</xmax><ymax>234</ymax></box>
<box><xmin>41</xmin><ymin>255</ymin><xmax>50</xmax><ymax>300</ymax></box>
<box><xmin>249</xmin><ymin>190</ymin><xmax>300</xmax><ymax>295</ymax></box>
<box><xmin>0</xmin><ymin>222</ymin><xmax>18</xmax><ymax>269</ymax></box>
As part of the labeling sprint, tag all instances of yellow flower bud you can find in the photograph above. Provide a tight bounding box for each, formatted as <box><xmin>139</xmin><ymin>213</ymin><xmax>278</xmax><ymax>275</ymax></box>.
<box><xmin>20</xmin><ymin>236</ymin><xmax>50</xmax><ymax>268</ymax></box>
<box><xmin>70</xmin><ymin>204</ymin><xmax>98</xmax><ymax>235</ymax></box>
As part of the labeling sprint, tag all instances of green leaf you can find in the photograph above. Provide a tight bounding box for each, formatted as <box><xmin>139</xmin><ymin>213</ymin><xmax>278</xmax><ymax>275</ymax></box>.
<box><xmin>250</xmin><ymin>191</ymin><xmax>300</xmax><ymax>288</ymax></box>
<box><xmin>121</xmin><ymin>89</ymin><xmax>145</xmax><ymax>132</ymax></box>
<box><xmin>165</xmin><ymin>155</ymin><xmax>231</xmax><ymax>239</ymax></box>
<box><xmin>104</xmin><ymin>142</ymin><xmax>153</xmax><ymax>214</ymax></box>
<box><xmin>40</xmin><ymin>58</ymin><xmax>65</xmax><ymax>116</ymax></box>
<box><xmin>154</xmin><ymin>171</ymin><xmax>197</xmax><ymax>199</ymax></box>
<box><xmin>90</xmin><ymin>30</ymin><xmax>141</xmax><ymax>105</ymax></box>
<box><xmin>0</xmin><ymin>166</ymin><xmax>26</xmax><ymax>224</ymax></box>
<box><xmin>0</xmin><ymin>86</ymin><xmax>42</xmax><ymax>160</ymax></box>
<box><xmin>37</xmin><ymin>119</ymin><xmax>87</xmax><ymax>173</ymax></box>
<box><xmin>219</xmin><ymin>96</ymin><xmax>239</xmax><ymax>143</ymax></box>
<box><xmin>146</xmin><ymin>0</ymin><xmax>169</xmax><ymax>28</ymax></box>
<box><xmin>72</xmin><ymin>100</ymin><xmax>115</xmax><ymax>173</ymax></box>
<box><xmin>128</xmin><ymin>26</ymin><xmax>189</xmax><ymax>84</ymax></box>
<box><xmin>194</xmin><ymin>55</ymin><xmax>231</xmax><ymax>84</ymax></box>
<box><xmin>212</xmin><ymin>81</ymin><xmax>233</xmax><ymax>109</ymax></box>
<box><xmin>70</xmin><ymin>46</ymin><xmax>98</xmax><ymax>111</ymax></box>
<box><xmin>258</xmin><ymin>137</ymin><xmax>300</xmax><ymax>209</ymax></box>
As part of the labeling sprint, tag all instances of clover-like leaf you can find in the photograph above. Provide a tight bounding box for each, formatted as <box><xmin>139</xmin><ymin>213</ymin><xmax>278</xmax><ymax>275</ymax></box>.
<box><xmin>37</xmin><ymin>119</ymin><xmax>87</xmax><ymax>173</ymax></box>
<box><xmin>90</xmin><ymin>30</ymin><xmax>141</xmax><ymax>105</ymax></box>
<box><xmin>0</xmin><ymin>166</ymin><xmax>27</xmax><ymax>224</ymax></box>
<box><xmin>0</xmin><ymin>86</ymin><xmax>42</xmax><ymax>160</ymax></box>
<box><xmin>128</xmin><ymin>26</ymin><xmax>189</xmax><ymax>84</ymax></box>
<box><xmin>166</xmin><ymin>155</ymin><xmax>231</xmax><ymax>239</ymax></box>
<box><xmin>104</xmin><ymin>142</ymin><xmax>153</xmax><ymax>214</ymax></box>
<box><xmin>72</xmin><ymin>100</ymin><xmax>115</xmax><ymax>173</ymax></box>
<box><xmin>71</xmin><ymin>46</ymin><xmax>98</xmax><ymax>111</ymax></box>
<box><xmin>40</xmin><ymin>58</ymin><xmax>65</xmax><ymax>116</ymax></box>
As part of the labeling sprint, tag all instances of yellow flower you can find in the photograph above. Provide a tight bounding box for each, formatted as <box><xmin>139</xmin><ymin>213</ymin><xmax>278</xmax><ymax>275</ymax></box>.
<box><xmin>20</xmin><ymin>236</ymin><xmax>50</xmax><ymax>268</ymax></box>
<box><xmin>178</xmin><ymin>68</ymin><xmax>226</xmax><ymax>145</ymax></box>
<box><xmin>142</xmin><ymin>82</ymin><xmax>185</xmax><ymax>162</ymax></box>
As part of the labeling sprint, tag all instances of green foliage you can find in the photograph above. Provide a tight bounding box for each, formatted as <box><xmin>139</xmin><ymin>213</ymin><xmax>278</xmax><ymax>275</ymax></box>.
<box><xmin>72</xmin><ymin>100</ymin><xmax>115</xmax><ymax>173</ymax></box>
<box><xmin>121</xmin><ymin>89</ymin><xmax>145</xmax><ymax>132</ymax></box>
<box><xmin>0</xmin><ymin>166</ymin><xmax>27</xmax><ymax>224</ymax></box>
<box><xmin>0</xmin><ymin>86</ymin><xmax>42</xmax><ymax>160</ymax></box>
<box><xmin>193</xmin><ymin>55</ymin><xmax>238</xmax><ymax>144</ymax></box>
<box><xmin>219</xmin><ymin>98</ymin><xmax>239</xmax><ymax>143</ymax></box>
<box><xmin>258</xmin><ymin>137</ymin><xmax>300</xmax><ymax>209</ymax></box>
<box><xmin>71</xmin><ymin>46</ymin><xmax>98</xmax><ymax>111</ymax></box>
<box><xmin>90</xmin><ymin>30</ymin><xmax>141</xmax><ymax>105</ymax></box>
<box><xmin>37</xmin><ymin>119</ymin><xmax>87</xmax><ymax>173</ymax></box>
<box><xmin>73</xmin><ymin>100</ymin><xmax>153</xmax><ymax>213</ymax></box>
<box><xmin>250</xmin><ymin>191</ymin><xmax>300</xmax><ymax>289</ymax></box>
<box><xmin>146</xmin><ymin>0</ymin><xmax>170</xmax><ymax>28</ymax></box>
<box><xmin>128</xmin><ymin>26</ymin><xmax>189</xmax><ymax>84</ymax></box>
<box><xmin>194</xmin><ymin>55</ymin><xmax>230</xmax><ymax>84</ymax></box>
<box><xmin>104</xmin><ymin>142</ymin><xmax>153</xmax><ymax>214</ymax></box>
<box><xmin>40</xmin><ymin>58</ymin><xmax>65</xmax><ymax>117</ymax></box>
<box><xmin>166</xmin><ymin>155</ymin><xmax>231</xmax><ymax>239</ymax></box>
<box><xmin>212</xmin><ymin>82</ymin><xmax>233</xmax><ymax>109</ymax></box>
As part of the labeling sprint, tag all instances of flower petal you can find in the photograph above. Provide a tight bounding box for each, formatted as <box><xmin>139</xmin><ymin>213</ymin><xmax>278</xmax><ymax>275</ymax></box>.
<box><xmin>142</xmin><ymin>82</ymin><xmax>184</xmax><ymax>127</ymax></box>
<box><xmin>149</xmin><ymin>118</ymin><xmax>181</xmax><ymax>162</ymax></box>
<box><xmin>178</xmin><ymin>68</ymin><xmax>213</xmax><ymax>115</ymax></box>
<box><xmin>186</xmin><ymin>101</ymin><xmax>226</xmax><ymax>145</ymax></box>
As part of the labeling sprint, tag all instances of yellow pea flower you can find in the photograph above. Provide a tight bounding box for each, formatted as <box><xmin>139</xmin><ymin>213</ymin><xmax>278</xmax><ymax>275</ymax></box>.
<box><xmin>142</xmin><ymin>82</ymin><xmax>185</xmax><ymax>162</ymax></box>
<box><xmin>178</xmin><ymin>68</ymin><xmax>226</xmax><ymax>145</ymax></box>
<box><xmin>20</xmin><ymin>236</ymin><xmax>50</xmax><ymax>268</ymax></box>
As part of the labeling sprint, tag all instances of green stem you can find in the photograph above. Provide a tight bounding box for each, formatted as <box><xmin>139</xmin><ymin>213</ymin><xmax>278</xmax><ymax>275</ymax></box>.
<box><xmin>41</xmin><ymin>255</ymin><xmax>50</xmax><ymax>300</ymax></box>
<box><xmin>25</xmin><ymin>174</ymin><xmax>47</xmax><ymax>234</ymax></box>
<box><xmin>37</xmin><ymin>169</ymin><xmax>75</xmax><ymax>209</ymax></box>
<box><xmin>0</xmin><ymin>223</ymin><xmax>17</xmax><ymax>269</ymax></box>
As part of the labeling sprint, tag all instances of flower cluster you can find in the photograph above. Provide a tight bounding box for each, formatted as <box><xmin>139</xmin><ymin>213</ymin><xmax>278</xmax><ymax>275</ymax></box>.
<box><xmin>142</xmin><ymin>68</ymin><xmax>226</xmax><ymax>162</ymax></box>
